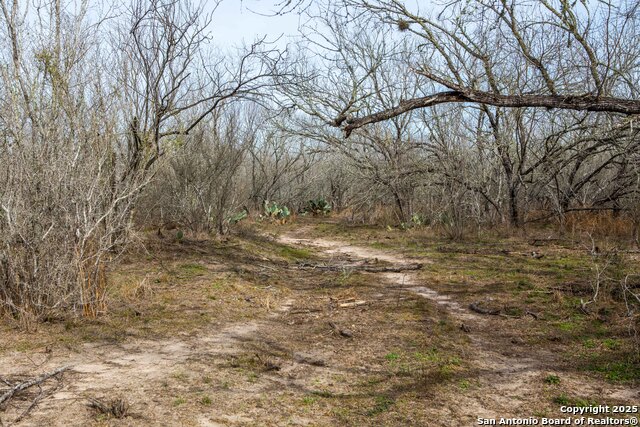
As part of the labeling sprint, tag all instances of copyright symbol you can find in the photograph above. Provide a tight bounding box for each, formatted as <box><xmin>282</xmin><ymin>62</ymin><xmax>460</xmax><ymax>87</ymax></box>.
<box><xmin>630</xmin><ymin>417</ymin><xmax>638</xmax><ymax>426</ymax></box>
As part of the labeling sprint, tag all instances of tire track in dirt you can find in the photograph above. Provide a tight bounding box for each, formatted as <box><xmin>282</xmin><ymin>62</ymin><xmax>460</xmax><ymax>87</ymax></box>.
<box><xmin>277</xmin><ymin>231</ymin><xmax>639</xmax><ymax>419</ymax></box>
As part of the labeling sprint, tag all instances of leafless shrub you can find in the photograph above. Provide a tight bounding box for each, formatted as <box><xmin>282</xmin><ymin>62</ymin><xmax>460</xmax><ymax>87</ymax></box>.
<box><xmin>139</xmin><ymin>106</ymin><xmax>257</xmax><ymax>235</ymax></box>
<box><xmin>0</xmin><ymin>0</ymin><xmax>282</xmax><ymax>324</ymax></box>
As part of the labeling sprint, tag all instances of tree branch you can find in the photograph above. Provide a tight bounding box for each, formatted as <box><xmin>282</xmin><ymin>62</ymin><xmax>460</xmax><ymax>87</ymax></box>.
<box><xmin>341</xmin><ymin>90</ymin><xmax>640</xmax><ymax>137</ymax></box>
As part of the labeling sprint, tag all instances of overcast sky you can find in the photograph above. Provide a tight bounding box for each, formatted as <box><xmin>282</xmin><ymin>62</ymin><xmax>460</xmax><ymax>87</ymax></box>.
<box><xmin>209</xmin><ymin>1</ymin><xmax>304</xmax><ymax>48</ymax></box>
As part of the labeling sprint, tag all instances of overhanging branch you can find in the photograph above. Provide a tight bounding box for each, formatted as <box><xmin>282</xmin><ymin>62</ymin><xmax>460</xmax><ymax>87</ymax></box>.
<box><xmin>340</xmin><ymin>90</ymin><xmax>640</xmax><ymax>137</ymax></box>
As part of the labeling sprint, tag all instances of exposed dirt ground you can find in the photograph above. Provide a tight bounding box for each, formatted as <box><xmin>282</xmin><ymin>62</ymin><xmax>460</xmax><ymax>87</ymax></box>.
<box><xmin>1</xmin><ymin>220</ymin><xmax>638</xmax><ymax>426</ymax></box>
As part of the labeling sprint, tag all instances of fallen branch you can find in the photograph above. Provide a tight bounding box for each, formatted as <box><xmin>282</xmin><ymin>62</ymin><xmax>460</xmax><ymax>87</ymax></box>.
<box><xmin>12</xmin><ymin>386</ymin><xmax>46</xmax><ymax>424</ymax></box>
<box><xmin>295</xmin><ymin>263</ymin><xmax>423</xmax><ymax>273</ymax></box>
<box><xmin>469</xmin><ymin>302</ymin><xmax>500</xmax><ymax>316</ymax></box>
<box><xmin>0</xmin><ymin>366</ymin><xmax>69</xmax><ymax>407</ymax></box>
<box><xmin>530</xmin><ymin>238</ymin><xmax>578</xmax><ymax>246</ymax></box>
<box><xmin>339</xmin><ymin>300</ymin><xmax>367</xmax><ymax>308</ymax></box>
<box><xmin>525</xmin><ymin>310</ymin><xmax>539</xmax><ymax>320</ymax></box>
<box><xmin>289</xmin><ymin>308</ymin><xmax>324</xmax><ymax>315</ymax></box>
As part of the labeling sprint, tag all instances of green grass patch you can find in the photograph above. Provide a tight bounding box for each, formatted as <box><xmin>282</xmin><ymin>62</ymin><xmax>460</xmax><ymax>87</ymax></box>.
<box><xmin>173</xmin><ymin>396</ymin><xmax>187</xmax><ymax>407</ymax></box>
<box><xmin>302</xmin><ymin>396</ymin><xmax>317</xmax><ymax>405</ymax></box>
<box><xmin>385</xmin><ymin>352</ymin><xmax>400</xmax><ymax>362</ymax></box>
<box><xmin>367</xmin><ymin>395</ymin><xmax>394</xmax><ymax>416</ymax></box>
<box><xmin>178</xmin><ymin>263</ymin><xmax>207</xmax><ymax>277</ymax></box>
<box><xmin>552</xmin><ymin>394</ymin><xmax>598</xmax><ymax>407</ymax></box>
<box><xmin>544</xmin><ymin>374</ymin><xmax>561</xmax><ymax>385</ymax></box>
<box><xmin>279</xmin><ymin>246</ymin><xmax>313</xmax><ymax>260</ymax></box>
<box><xmin>588</xmin><ymin>360</ymin><xmax>640</xmax><ymax>382</ymax></box>
<box><xmin>556</xmin><ymin>321</ymin><xmax>578</xmax><ymax>332</ymax></box>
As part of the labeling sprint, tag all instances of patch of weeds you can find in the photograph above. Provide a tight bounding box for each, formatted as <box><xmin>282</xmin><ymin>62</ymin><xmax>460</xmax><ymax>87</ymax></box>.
<box><xmin>591</xmin><ymin>322</ymin><xmax>609</xmax><ymax>338</ymax></box>
<box><xmin>302</xmin><ymin>396</ymin><xmax>317</xmax><ymax>405</ymax></box>
<box><xmin>364</xmin><ymin>377</ymin><xmax>385</xmax><ymax>386</ymax></box>
<box><xmin>367</xmin><ymin>395</ymin><xmax>394</xmax><ymax>416</ymax></box>
<box><xmin>172</xmin><ymin>371</ymin><xmax>188</xmax><ymax>382</ymax></box>
<box><xmin>211</xmin><ymin>279</ymin><xmax>226</xmax><ymax>290</ymax></box>
<box><xmin>247</xmin><ymin>372</ymin><xmax>259</xmax><ymax>382</ymax></box>
<box><xmin>573</xmin><ymin>397</ymin><xmax>598</xmax><ymax>407</ymax></box>
<box><xmin>311</xmin><ymin>390</ymin><xmax>335</xmax><ymax>398</ymax></box>
<box><xmin>385</xmin><ymin>352</ymin><xmax>400</xmax><ymax>362</ymax></box>
<box><xmin>602</xmin><ymin>338</ymin><xmax>620</xmax><ymax>350</ymax></box>
<box><xmin>556</xmin><ymin>321</ymin><xmax>577</xmax><ymax>332</ymax></box>
<box><xmin>504</xmin><ymin>306</ymin><xmax>524</xmax><ymax>317</ymax></box>
<box><xmin>88</xmin><ymin>397</ymin><xmax>129</xmax><ymax>419</ymax></box>
<box><xmin>582</xmin><ymin>338</ymin><xmax>597</xmax><ymax>348</ymax></box>
<box><xmin>279</xmin><ymin>246</ymin><xmax>312</xmax><ymax>260</ymax></box>
<box><xmin>553</xmin><ymin>394</ymin><xmax>571</xmax><ymax>405</ymax></box>
<box><xmin>459</xmin><ymin>379</ymin><xmax>471</xmax><ymax>390</ymax></box>
<box><xmin>553</xmin><ymin>394</ymin><xmax>598</xmax><ymax>407</ymax></box>
<box><xmin>337</xmin><ymin>270</ymin><xmax>355</xmax><ymax>286</ymax></box>
<box><xmin>173</xmin><ymin>396</ymin><xmax>187</xmax><ymax>407</ymax></box>
<box><xmin>200</xmin><ymin>395</ymin><xmax>212</xmax><ymax>406</ymax></box>
<box><xmin>544</xmin><ymin>374</ymin><xmax>561</xmax><ymax>385</ymax></box>
<box><xmin>178</xmin><ymin>263</ymin><xmax>207</xmax><ymax>278</ymax></box>
<box><xmin>589</xmin><ymin>360</ymin><xmax>640</xmax><ymax>382</ymax></box>
<box><xmin>439</xmin><ymin>362</ymin><xmax>459</xmax><ymax>377</ymax></box>
<box><xmin>516</xmin><ymin>279</ymin><xmax>535</xmax><ymax>290</ymax></box>
<box><xmin>370</xmin><ymin>241</ymin><xmax>392</xmax><ymax>249</ymax></box>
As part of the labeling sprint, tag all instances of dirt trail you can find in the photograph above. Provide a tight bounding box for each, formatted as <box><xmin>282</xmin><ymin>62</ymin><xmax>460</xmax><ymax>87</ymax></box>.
<box><xmin>0</xmin><ymin>321</ymin><xmax>267</xmax><ymax>426</ymax></box>
<box><xmin>2</xmin><ymin>228</ymin><xmax>637</xmax><ymax>426</ymax></box>
<box><xmin>277</xmin><ymin>231</ymin><xmax>639</xmax><ymax>416</ymax></box>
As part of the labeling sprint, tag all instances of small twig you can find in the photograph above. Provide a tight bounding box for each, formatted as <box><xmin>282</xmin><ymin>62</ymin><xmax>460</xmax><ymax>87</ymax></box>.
<box><xmin>525</xmin><ymin>310</ymin><xmax>539</xmax><ymax>320</ymax></box>
<box><xmin>12</xmin><ymin>385</ymin><xmax>45</xmax><ymax>424</ymax></box>
<box><xmin>289</xmin><ymin>308</ymin><xmax>323</xmax><ymax>315</ymax></box>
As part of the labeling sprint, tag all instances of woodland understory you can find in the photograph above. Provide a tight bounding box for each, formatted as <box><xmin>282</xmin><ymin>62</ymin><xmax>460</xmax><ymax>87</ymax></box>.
<box><xmin>1</xmin><ymin>0</ymin><xmax>640</xmax><ymax>425</ymax></box>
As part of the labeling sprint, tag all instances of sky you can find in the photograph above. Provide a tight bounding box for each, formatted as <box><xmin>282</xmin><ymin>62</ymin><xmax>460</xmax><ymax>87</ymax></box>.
<box><xmin>208</xmin><ymin>0</ymin><xmax>305</xmax><ymax>48</ymax></box>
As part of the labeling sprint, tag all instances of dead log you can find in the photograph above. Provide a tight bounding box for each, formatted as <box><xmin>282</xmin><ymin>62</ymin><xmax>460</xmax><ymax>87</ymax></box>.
<box><xmin>339</xmin><ymin>300</ymin><xmax>366</xmax><ymax>308</ymax></box>
<box><xmin>469</xmin><ymin>302</ymin><xmax>500</xmax><ymax>316</ymax></box>
<box><xmin>0</xmin><ymin>365</ymin><xmax>69</xmax><ymax>407</ymax></box>
<box><xmin>295</xmin><ymin>263</ymin><xmax>422</xmax><ymax>273</ymax></box>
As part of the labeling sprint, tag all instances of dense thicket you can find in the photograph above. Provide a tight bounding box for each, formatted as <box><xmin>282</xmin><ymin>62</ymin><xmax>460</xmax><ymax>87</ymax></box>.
<box><xmin>1</xmin><ymin>0</ymin><xmax>639</xmax><ymax>322</ymax></box>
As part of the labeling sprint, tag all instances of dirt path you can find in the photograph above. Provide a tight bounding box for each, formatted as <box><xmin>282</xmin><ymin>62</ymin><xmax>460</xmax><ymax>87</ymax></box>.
<box><xmin>2</xmin><ymin>227</ymin><xmax>638</xmax><ymax>426</ymax></box>
<box><xmin>277</xmin><ymin>231</ymin><xmax>639</xmax><ymax>417</ymax></box>
<box><xmin>0</xmin><ymin>321</ymin><xmax>270</xmax><ymax>426</ymax></box>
